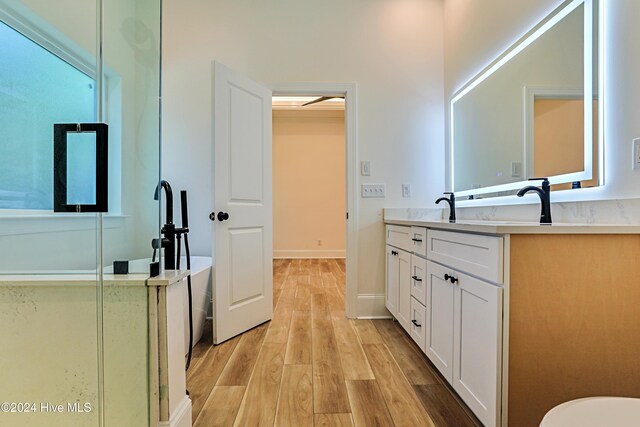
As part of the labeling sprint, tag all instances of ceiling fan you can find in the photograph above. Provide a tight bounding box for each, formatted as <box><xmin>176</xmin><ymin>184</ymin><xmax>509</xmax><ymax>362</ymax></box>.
<box><xmin>301</xmin><ymin>96</ymin><xmax>345</xmax><ymax>107</ymax></box>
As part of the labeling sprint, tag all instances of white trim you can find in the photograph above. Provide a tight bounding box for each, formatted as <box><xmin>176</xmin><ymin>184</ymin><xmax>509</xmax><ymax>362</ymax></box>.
<box><xmin>523</xmin><ymin>86</ymin><xmax>587</xmax><ymax>181</ymax></box>
<box><xmin>158</xmin><ymin>395</ymin><xmax>192</xmax><ymax>427</ymax></box>
<box><xmin>273</xmin><ymin>249</ymin><xmax>346</xmax><ymax>259</ymax></box>
<box><xmin>0</xmin><ymin>0</ymin><xmax>96</xmax><ymax>77</ymax></box>
<box><xmin>355</xmin><ymin>294</ymin><xmax>391</xmax><ymax>319</ymax></box>
<box><xmin>270</xmin><ymin>82</ymin><xmax>359</xmax><ymax>319</ymax></box>
<box><xmin>597</xmin><ymin>0</ymin><xmax>605</xmax><ymax>186</ymax></box>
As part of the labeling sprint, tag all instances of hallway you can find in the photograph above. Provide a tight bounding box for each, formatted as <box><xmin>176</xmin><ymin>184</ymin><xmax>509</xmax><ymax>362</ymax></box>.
<box><xmin>187</xmin><ymin>259</ymin><xmax>479</xmax><ymax>426</ymax></box>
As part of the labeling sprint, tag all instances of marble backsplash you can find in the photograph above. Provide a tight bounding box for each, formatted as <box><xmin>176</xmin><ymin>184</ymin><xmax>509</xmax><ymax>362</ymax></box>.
<box><xmin>385</xmin><ymin>197</ymin><xmax>640</xmax><ymax>224</ymax></box>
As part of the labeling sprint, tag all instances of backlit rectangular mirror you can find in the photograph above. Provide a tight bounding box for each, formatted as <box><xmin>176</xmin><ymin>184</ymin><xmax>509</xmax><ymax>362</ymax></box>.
<box><xmin>451</xmin><ymin>0</ymin><xmax>602</xmax><ymax>199</ymax></box>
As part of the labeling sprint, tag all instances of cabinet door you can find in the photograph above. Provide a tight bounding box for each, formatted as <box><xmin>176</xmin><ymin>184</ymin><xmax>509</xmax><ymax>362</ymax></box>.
<box><xmin>425</xmin><ymin>261</ymin><xmax>455</xmax><ymax>382</ymax></box>
<box><xmin>410</xmin><ymin>254</ymin><xmax>427</xmax><ymax>305</ymax></box>
<box><xmin>385</xmin><ymin>245</ymin><xmax>399</xmax><ymax>316</ymax></box>
<box><xmin>453</xmin><ymin>272</ymin><xmax>503</xmax><ymax>427</ymax></box>
<box><xmin>396</xmin><ymin>249</ymin><xmax>412</xmax><ymax>332</ymax></box>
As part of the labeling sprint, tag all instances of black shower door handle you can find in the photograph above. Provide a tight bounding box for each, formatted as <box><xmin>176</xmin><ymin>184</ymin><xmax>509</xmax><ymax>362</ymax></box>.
<box><xmin>53</xmin><ymin>123</ymin><xmax>108</xmax><ymax>213</ymax></box>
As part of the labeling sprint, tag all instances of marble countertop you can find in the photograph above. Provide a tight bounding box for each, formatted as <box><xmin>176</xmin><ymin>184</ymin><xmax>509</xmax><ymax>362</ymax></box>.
<box><xmin>147</xmin><ymin>270</ymin><xmax>190</xmax><ymax>287</ymax></box>
<box><xmin>385</xmin><ymin>217</ymin><xmax>640</xmax><ymax>235</ymax></box>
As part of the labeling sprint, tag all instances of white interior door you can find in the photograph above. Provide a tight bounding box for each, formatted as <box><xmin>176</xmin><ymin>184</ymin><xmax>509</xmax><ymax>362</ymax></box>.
<box><xmin>212</xmin><ymin>61</ymin><xmax>273</xmax><ymax>344</ymax></box>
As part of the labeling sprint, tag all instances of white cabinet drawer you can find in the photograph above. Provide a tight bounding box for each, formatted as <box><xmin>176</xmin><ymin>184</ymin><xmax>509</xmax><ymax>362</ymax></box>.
<box><xmin>410</xmin><ymin>226</ymin><xmax>427</xmax><ymax>257</ymax></box>
<box><xmin>410</xmin><ymin>296</ymin><xmax>426</xmax><ymax>351</ymax></box>
<box><xmin>410</xmin><ymin>254</ymin><xmax>427</xmax><ymax>306</ymax></box>
<box><xmin>427</xmin><ymin>229</ymin><xmax>503</xmax><ymax>284</ymax></box>
<box><xmin>386</xmin><ymin>224</ymin><xmax>412</xmax><ymax>252</ymax></box>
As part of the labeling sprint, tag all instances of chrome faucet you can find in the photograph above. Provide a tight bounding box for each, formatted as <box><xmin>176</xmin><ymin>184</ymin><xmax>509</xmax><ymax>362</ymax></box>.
<box><xmin>517</xmin><ymin>178</ymin><xmax>552</xmax><ymax>224</ymax></box>
<box><xmin>436</xmin><ymin>192</ymin><xmax>456</xmax><ymax>222</ymax></box>
<box><xmin>154</xmin><ymin>180</ymin><xmax>176</xmax><ymax>270</ymax></box>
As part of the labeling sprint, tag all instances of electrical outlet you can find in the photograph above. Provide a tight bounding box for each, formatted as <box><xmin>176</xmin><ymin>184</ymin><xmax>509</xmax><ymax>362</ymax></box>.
<box><xmin>402</xmin><ymin>183</ymin><xmax>412</xmax><ymax>198</ymax></box>
<box><xmin>633</xmin><ymin>138</ymin><xmax>640</xmax><ymax>170</ymax></box>
<box><xmin>361</xmin><ymin>183</ymin><xmax>385</xmax><ymax>198</ymax></box>
<box><xmin>361</xmin><ymin>161</ymin><xmax>371</xmax><ymax>176</ymax></box>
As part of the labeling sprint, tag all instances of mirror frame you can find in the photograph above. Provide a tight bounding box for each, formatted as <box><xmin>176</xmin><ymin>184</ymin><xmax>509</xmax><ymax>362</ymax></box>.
<box><xmin>449</xmin><ymin>0</ymin><xmax>604</xmax><ymax>198</ymax></box>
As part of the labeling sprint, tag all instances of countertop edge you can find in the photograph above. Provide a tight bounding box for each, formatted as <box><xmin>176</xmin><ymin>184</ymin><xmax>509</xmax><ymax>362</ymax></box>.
<box><xmin>384</xmin><ymin>218</ymin><xmax>640</xmax><ymax>235</ymax></box>
<box><xmin>147</xmin><ymin>270</ymin><xmax>189</xmax><ymax>287</ymax></box>
<box><xmin>0</xmin><ymin>270</ymin><xmax>191</xmax><ymax>287</ymax></box>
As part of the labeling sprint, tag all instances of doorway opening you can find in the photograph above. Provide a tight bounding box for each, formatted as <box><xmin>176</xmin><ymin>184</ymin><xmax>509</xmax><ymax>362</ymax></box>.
<box><xmin>271</xmin><ymin>84</ymin><xmax>357</xmax><ymax>318</ymax></box>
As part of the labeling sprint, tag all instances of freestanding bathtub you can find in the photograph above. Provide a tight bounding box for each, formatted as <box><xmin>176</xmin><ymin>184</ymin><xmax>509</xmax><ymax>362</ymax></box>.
<box><xmin>106</xmin><ymin>256</ymin><xmax>212</xmax><ymax>355</ymax></box>
<box><xmin>179</xmin><ymin>256</ymin><xmax>212</xmax><ymax>354</ymax></box>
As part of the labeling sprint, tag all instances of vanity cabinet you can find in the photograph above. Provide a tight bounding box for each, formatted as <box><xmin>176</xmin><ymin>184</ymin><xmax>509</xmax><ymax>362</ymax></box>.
<box><xmin>386</xmin><ymin>225</ymin><xmax>503</xmax><ymax>427</ymax></box>
<box><xmin>386</xmin><ymin>220</ymin><xmax>640</xmax><ymax>427</ymax></box>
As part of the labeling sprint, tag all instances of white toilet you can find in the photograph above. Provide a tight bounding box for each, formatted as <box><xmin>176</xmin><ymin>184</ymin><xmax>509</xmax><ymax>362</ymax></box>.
<box><xmin>541</xmin><ymin>397</ymin><xmax>640</xmax><ymax>427</ymax></box>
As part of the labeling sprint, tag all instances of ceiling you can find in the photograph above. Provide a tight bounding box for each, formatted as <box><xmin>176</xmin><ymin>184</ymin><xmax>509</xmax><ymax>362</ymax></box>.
<box><xmin>272</xmin><ymin>96</ymin><xmax>345</xmax><ymax>111</ymax></box>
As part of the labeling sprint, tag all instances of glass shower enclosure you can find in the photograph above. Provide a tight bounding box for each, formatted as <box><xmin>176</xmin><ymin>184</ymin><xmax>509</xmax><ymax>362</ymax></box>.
<box><xmin>0</xmin><ymin>0</ymin><xmax>161</xmax><ymax>426</ymax></box>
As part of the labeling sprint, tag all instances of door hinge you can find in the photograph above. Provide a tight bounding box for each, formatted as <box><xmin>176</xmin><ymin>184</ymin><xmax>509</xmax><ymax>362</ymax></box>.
<box><xmin>346</xmin><ymin>212</ymin><xmax>349</xmax><ymax>220</ymax></box>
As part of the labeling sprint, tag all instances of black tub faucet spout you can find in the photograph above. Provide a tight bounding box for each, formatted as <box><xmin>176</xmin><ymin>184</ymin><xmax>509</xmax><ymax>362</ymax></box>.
<box><xmin>436</xmin><ymin>192</ymin><xmax>456</xmax><ymax>222</ymax></box>
<box><xmin>517</xmin><ymin>178</ymin><xmax>552</xmax><ymax>225</ymax></box>
<box><xmin>154</xmin><ymin>180</ymin><xmax>176</xmax><ymax>270</ymax></box>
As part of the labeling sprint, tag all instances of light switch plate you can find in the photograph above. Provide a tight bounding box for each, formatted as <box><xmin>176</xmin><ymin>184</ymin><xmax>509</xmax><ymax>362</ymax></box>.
<box><xmin>511</xmin><ymin>161</ymin><xmax>522</xmax><ymax>177</ymax></box>
<box><xmin>402</xmin><ymin>183</ymin><xmax>412</xmax><ymax>198</ymax></box>
<box><xmin>633</xmin><ymin>138</ymin><xmax>640</xmax><ymax>170</ymax></box>
<box><xmin>361</xmin><ymin>161</ymin><xmax>371</xmax><ymax>176</ymax></box>
<box><xmin>361</xmin><ymin>183</ymin><xmax>385</xmax><ymax>198</ymax></box>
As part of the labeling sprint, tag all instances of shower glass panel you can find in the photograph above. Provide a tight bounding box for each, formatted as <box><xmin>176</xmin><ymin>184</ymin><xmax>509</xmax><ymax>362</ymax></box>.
<box><xmin>0</xmin><ymin>0</ymin><xmax>161</xmax><ymax>426</ymax></box>
<box><xmin>66</xmin><ymin>132</ymin><xmax>98</xmax><ymax>205</ymax></box>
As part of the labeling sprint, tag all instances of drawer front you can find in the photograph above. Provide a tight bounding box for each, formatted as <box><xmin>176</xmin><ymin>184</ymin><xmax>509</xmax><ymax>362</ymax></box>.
<box><xmin>427</xmin><ymin>229</ymin><xmax>503</xmax><ymax>284</ymax></box>
<box><xmin>410</xmin><ymin>254</ymin><xmax>427</xmax><ymax>305</ymax></box>
<box><xmin>410</xmin><ymin>226</ymin><xmax>427</xmax><ymax>257</ymax></box>
<box><xmin>410</xmin><ymin>297</ymin><xmax>426</xmax><ymax>352</ymax></box>
<box><xmin>386</xmin><ymin>224</ymin><xmax>412</xmax><ymax>252</ymax></box>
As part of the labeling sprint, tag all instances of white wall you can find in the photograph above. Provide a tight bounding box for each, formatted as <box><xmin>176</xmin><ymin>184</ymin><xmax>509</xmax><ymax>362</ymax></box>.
<box><xmin>445</xmin><ymin>0</ymin><xmax>640</xmax><ymax>216</ymax></box>
<box><xmin>273</xmin><ymin>110</ymin><xmax>346</xmax><ymax>259</ymax></box>
<box><xmin>162</xmin><ymin>0</ymin><xmax>445</xmax><ymax>301</ymax></box>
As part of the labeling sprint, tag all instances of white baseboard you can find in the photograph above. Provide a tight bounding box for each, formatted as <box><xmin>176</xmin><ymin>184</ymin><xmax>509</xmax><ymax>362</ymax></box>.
<box><xmin>355</xmin><ymin>294</ymin><xmax>392</xmax><ymax>319</ymax></box>
<box><xmin>158</xmin><ymin>396</ymin><xmax>192</xmax><ymax>427</ymax></box>
<box><xmin>273</xmin><ymin>249</ymin><xmax>346</xmax><ymax>259</ymax></box>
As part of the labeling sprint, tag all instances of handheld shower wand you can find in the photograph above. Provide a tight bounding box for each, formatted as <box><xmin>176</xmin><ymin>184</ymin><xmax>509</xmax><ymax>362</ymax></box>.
<box><xmin>174</xmin><ymin>190</ymin><xmax>194</xmax><ymax>371</ymax></box>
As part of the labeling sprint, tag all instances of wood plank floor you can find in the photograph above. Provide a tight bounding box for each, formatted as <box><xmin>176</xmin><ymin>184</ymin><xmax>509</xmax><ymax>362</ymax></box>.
<box><xmin>189</xmin><ymin>259</ymin><xmax>481</xmax><ymax>427</ymax></box>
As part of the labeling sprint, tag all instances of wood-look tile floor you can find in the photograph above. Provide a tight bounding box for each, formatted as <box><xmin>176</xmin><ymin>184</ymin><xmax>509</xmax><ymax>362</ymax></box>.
<box><xmin>187</xmin><ymin>259</ymin><xmax>481</xmax><ymax>427</ymax></box>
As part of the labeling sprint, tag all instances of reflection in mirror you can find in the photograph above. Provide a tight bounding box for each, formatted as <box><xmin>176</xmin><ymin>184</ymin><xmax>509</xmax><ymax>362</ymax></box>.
<box><xmin>451</xmin><ymin>0</ymin><xmax>601</xmax><ymax>199</ymax></box>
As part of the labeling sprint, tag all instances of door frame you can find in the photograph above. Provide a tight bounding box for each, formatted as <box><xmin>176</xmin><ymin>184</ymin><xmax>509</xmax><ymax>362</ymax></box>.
<box><xmin>270</xmin><ymin>82</ymin><xmax>358</xmax><ymax>319</ymax></box>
